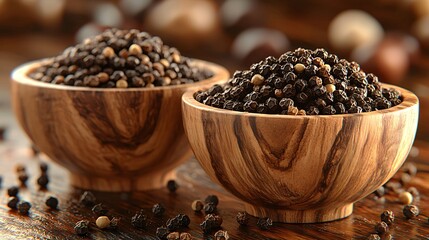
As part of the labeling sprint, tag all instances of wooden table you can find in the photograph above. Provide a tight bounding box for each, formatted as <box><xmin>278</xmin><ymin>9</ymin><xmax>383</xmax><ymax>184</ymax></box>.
<box><xmin>0</xmin><ymin>83</ymin><xmax>429</xmax><ymax>240</ymax></box>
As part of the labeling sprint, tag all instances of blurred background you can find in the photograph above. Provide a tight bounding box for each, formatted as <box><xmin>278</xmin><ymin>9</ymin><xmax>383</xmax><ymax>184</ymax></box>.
<box><xmin>1</xmin><ymin>0</ymin><xmax>429</xmax><ymax>150</ymax></box>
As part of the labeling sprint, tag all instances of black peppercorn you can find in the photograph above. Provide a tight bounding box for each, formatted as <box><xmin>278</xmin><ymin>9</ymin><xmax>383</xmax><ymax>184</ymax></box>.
<box><xmin>80</xmin><ymin>191</ymin><xmax>96</xmax><ymax>207</ymax></box>
<box><xmin>257</xmin><ymin>217</ymin><xmax>273</xmax><ymax>230</ymax></box>
<box><xmin>166</xmin><ymin>213</ymin><xmax>190</xmax><ymax>231</ymax></box>
<box><xmin>18</xmin><ymin>172</ymin><xmax>29</xmax><ymax>186</ymax></box>
<box><xmin>156</xmin><ymin>226</ymin><xmax>169</xmax><ymax>240</ymax></box>
<box><xmin>373</xmin><ymin>186</ymin><xmax>385</xmax><ymax>198</ymax></box>
<box><xmin>167</xmin><ymin>179</ymin><xmax>179</xmax><ymax>193</ymax></box>
<box><xmin>37</xmin><ymin>173</ymin><xmax>49</xmax><ymax>189</ymax></box>
<box><xmin>236</xmin><ymin>211</ymin><xmax>249</xmax><ymax>226</ymax></box>
<box><xmin>45</xmin><ymin>196</ymin><xmax>59</xmax><ymax>209</ymax></box>
<box><xmin>7</xmin><ymin>196</ymin><xmax>19</xmax><ymax>209</ymax></box>
<box><xmin>152</xmin><ymin>203</ymin><xmax>165</xmax><ymax>216</ymax></box>
<box><xmin>205</xmin><ymin>195</ymin><xmax>219</xmax><ymax>206</ymax></box>
<box><xmin>403</xmin><ymin>205</ymin><xmax>419</xmax><ymax>219</ymax></box>
<box><xmin>7</xmin><ymin>186</ymin><xmax>19</xmax><ymax>197</ymax></box>
<box><xmin>380</xmin><ymin>210</ymin><xmax>394</xmax><ymax>225</ymax></box>
<box><xmin>40</xmin><ymin>162</ymin><xmax>48</xmax><ymax>172</ymax></box>
<box><xmin>375</xmin><ymin>221</ymin><xmax>389</xmax><ymax>234</ymax></box>
<box><xmin>92</xmin><ymin>203</ymin><xmax>108</xmax><ymax>216</ymax></box>
<box><xmin>204</xmin><ymin>202</ymin><xmax>217</xmax><ymax>214</ymax></box>
<box><xmin>200</xmin><ymin>214</ymin><xmax>222</xmax><ymax>233</ymax></box>
<box><xmin>17</xmin><ymin>201</ymin><xmax>31</xmax><ymax>215</ymax></box>
<box><xmin>214</xmin><ymin>230</ymin><xmax>230</xmax><ymax>240</ymax></box>
<box><xmin>109</xmin><ymin>217</ymin><xmax>120</xmax><ymax>229</ymax></box>
<box><xmin>74</xmin><ymin>220</ymin><xmax>90</xmax><ymax>236</ymax></box>
<box><xmin>367</xmin><ymin>234</ymin><xmax>381</xmax><ymax>240</ymax></box>
<box><xmin>131</xmin><ymin>210</ymin><xmax>147</xmax><ymax>229</ymax></box>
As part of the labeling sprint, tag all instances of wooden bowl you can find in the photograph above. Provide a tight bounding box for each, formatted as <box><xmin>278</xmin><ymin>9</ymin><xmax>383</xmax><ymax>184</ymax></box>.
<box><xmin>182</xmin><ymin>84</ymin><xmax>419</xmax><ymax>223</ymax></box>
<box><xmin>11</xmin><ymin>59</ymin><xmax>229</xmax><ymax>192</ymax></box>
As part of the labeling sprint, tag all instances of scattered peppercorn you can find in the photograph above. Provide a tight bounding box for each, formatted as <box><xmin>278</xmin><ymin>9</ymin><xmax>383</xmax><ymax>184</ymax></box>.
<box><xmin>7</xmin><ymin>196</ymin><xmax>19</xmax><ymax>209</ymax></box>
<box><xmin>167</xmin><ymin>232</ymin><xmax>180</xmax><ymax>240</ymax></box>
<box><xmin>96</xmin><ymin>216</ymin><xmax>111</xmax><ymax>229</ymax></box>
<box><xmin>156</xmin><ymin>226</ymin><xmax>170</xmax><ymax>240</ymax></box>
<box><xmin>131</xmin><ymin>209</ymin><xmax>147</xmax><ymax>229</ymax></box>
<box><xmin>375</xmin><ymin>221</ymin><xmax>389</xmax><ymax>234</ymax></box>
<box><xmin>37</xmin><ymin>173</ymin><xmax>49</xmax><ymax>189</ymax></box>
<box><xmin>373</xmin><ymin>186</ymin><xmax>385</xmax><ymax>198</ymax></box>
<box><xmin>196</xmin><ymin>48</ymin><xmax>402</xmax><ymax>115</ymax></box>
<box><xmin>257</xmin><ymin>217</ymin><xmax>273</xmax><ymax>230</ymax></box>
<box><xmin>204</xmin><ymin>202</ymin><xmax>217</xmax><ymax>214</ymax></box>
<box><xmin>166</xmin><ymin>214</ymin><xmax>190</xmax><ymax>231</ymax></box>
<box><xmin>45</xmin><ymin>196</ymin><xmax>59</xmax><ymax>209</ymax></box>
<box><xmin>29</xmin><ymin>29</ymin><xmax>212</xmax><ymax>88</ymax></box>
<box><xmin>0</xmin><ymin>127</ymin><xmax>5</xmax><ymax>141</ymax></box>
<box><xmin>167</xmin><ymin>179</ymin><xmax>179</xmax><ymax>193</ymax></box>
<box><xmin>7</xmin><ymin>186</ymin><xmax>19</xmax><ymax>197</ymax></box>
<box><xmin>109</xmin><ymin>217</ymin><xmax>120</xmax><ymax>229</ymax></box>
<box><xmin>179</xmin><ymin>232</ymin><xmax>192</xmax><ymax>240</ymax></box>
<box><xmin>18</xmin><ymin>172</ymin><xmax>29</xmax><ymax>186</ymax></box>
<box><xmin>236</xmin><ymin>211</ymin><xmax>250</xmax><ymax>226</ymax></box>
<box><xmin>74</xmin><ymin>220</ymin><xmax>90</xmax><ymax>235</ymax></box>
<box><xmin>200</xmin><ymin>214</ymin><xmax>222</xmax><ymax>233</ymax></box>
<box><xmin>80</xmin><ymin>191</ymin><xmax>96</xmax><ymax>207</ymax></box>
<box><xmin>398</xmin><ymin>192</ymin><xmax>413</xmax><ymax>205</ymax></box>
<box><xmin>191</xmin><ymin>200</ymin><xmax>204</xmax><ymax>212</ymax></box>
<box><xmin>152</xmin><ymin>203</ymin><xmax>165</xmax><ymax>216</ymax></box>
<box><xmin>403</xmin><ymin>205</ymin><xmax>419</xmax><ymax>219</ymax></box>
<box><xmin>214</xmin><ymin>230</ymin><xmax>229</xmax><ymax>240</ymax></box>
<box><xmin>380</xmin><ymin>210</ymin><xmax>394</xmax><ymax>225</ymax></box>
<box><xmin>92</xmin><ymin>203</ymin><xmax>109</xmax><ymax>216</ymax></box>
<box><xmin>367</xmin><ymin>234</ymin><xmax>381</xmax><ymax>240</ymax></box>
<box><xmin>40</xmin><ymin>162</ymin><xmax>48</xmax><ymax>172</ymax></box>
<box><xmin>17</xmin><ymin>201</ymin><xmax>31</xmax><ymax>215</ymax></box>
<box><xmin>205</xmin><ymin>195</ymin><xmax>219</xmax><ymax>206</ymax></box>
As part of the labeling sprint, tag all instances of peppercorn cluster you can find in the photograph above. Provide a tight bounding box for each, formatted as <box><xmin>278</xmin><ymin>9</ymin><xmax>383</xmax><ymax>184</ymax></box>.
<box><xmin>195</xmin><ymin>48</ymin><xmax>402</xmax><ymax>115</ymax></box>
<box><xmin>29</xmin><ymin>29</ymin><xmax>212</xmax><ymax>88</ymax></box>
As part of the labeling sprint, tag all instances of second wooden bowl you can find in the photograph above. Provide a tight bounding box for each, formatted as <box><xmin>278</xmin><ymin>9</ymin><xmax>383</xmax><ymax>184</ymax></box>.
<box><xmin>182</xmin><ymin>84</ymin><xmax>419</xmax><ymax>223</ymax></box>
<box><xmin>11</xmin><ymin>59</ymin><xmax>229</xmax><ymax>192</ymax></box>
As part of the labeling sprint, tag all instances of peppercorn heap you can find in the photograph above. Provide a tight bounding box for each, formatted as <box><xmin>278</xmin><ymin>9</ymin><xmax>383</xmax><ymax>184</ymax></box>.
<box><xmin>195</xmin><ymin>48</ymin><xmax>402</xmax><ymax>115</ymax></box>
<box><xmin>29</xmin><ymin>29</ymin><xmax>212</xmax><ymax>88</ymax></box>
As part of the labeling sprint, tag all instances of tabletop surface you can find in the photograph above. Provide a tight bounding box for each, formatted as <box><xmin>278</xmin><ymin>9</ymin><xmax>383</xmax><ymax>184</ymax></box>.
<box><xmin>1</xmin><ymin>81</ymin><xmax>429</xmax><ymax>240</ymax></box>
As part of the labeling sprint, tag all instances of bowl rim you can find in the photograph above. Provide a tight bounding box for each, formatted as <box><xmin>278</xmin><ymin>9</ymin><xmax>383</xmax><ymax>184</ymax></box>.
<box><xmin>11</xmin><ymin>58</ymin><xmax>229</xmax><ymax>92</ymax></box>
<box><xmin>182</xmin><ymin>83</ymin><xmax>419</xmax><ymax>119</ymax></box>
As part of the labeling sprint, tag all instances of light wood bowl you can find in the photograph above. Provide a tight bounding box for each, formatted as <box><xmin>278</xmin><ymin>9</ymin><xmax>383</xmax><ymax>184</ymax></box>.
<box><xmin>182</xmin><ymin>84</ymin><xmax>419</xmax><ymax>223</ymax></box>
<box><xmin>11</xmin><ymin>59</ymin><xmax>229</xmax><ymax>192</ymax></box>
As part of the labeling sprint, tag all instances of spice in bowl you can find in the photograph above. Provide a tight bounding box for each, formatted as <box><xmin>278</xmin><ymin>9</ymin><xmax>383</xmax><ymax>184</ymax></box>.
<box><xmin>195</xmin><ymin>48</ymin><xmax>402</xmax><ymax>115</ymax></box>
<box><xmin>29</xmin><ymin>29</ymin><xmax>212</xmax><ymax>88</ymax></box>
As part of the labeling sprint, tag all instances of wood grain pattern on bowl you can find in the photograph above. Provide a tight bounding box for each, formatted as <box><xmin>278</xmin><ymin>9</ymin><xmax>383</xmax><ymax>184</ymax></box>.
<box><xmin>11</xmin><ymin>59</ymin><xmax>229</xmax><ymax>192</ymax></box>
<box><xmin>182</xmin><ymin>84</ymin><xmax>419</xmax><ymax>223</ymax></box>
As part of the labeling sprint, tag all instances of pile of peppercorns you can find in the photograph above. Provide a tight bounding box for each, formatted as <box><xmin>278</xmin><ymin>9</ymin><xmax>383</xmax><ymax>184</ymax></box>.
<box><xmin>29</xmin><ymin>29</ymin><xmax>212</xmax><ymax>88</ymax></box>
<box><xmin>195</xmin><ymin>48</ymin><xmax>402</xmax><ymax>115</ymax></box>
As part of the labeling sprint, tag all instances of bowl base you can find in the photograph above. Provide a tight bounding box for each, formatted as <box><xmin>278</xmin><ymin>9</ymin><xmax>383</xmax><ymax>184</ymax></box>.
<box><xmin>244</xmin><ymin>203</ymin><xmax>353</xmax><ymax>223</ymax></box>
<box><xmin>70</xmin><ymin>170</ymin><xmax>176</xmax><ymax>192</ymax></box>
